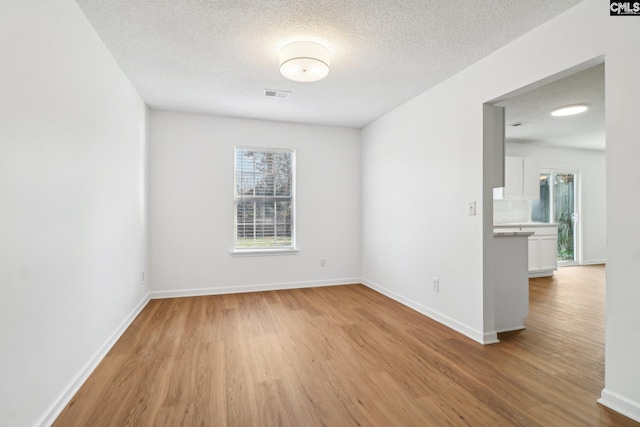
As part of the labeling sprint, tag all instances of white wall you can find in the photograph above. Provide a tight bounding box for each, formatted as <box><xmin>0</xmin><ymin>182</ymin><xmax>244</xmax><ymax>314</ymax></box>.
<box><xmin>602</xmin><ymin>6</ymin><xmax>640</xmax><ymax>421</ymax></box>
<box><xmin>149</xmin><ymin>111</ymin><xmax>361</xmax><ymax>296</ymax></box>
<box><xmin>0</xmin><ymin>1</ymin><xmax>148</xmax><ymax>426</ymax></box>
<box><xmin>506</xmin><ymin>143</ymin><xmax>606</xmax><ymax>264</ymax></box>
<box><xmin>361</xmin><ymin>83</ymin><xmax>486</xmax><ymax>342</ymax></box>
<box><xmin>3</xmin><ymin>0</ymin><xmax>638</xmax><ymax>424</ymax></box>
<box><xmin>362</xmin><ymin>0</ymin><xmax>640</xmax><ymax>420</ymax></box>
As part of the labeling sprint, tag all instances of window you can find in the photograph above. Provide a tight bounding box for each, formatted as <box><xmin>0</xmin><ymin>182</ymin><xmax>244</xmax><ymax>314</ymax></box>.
<box><xmin>234</xmin><ymin>147</ymin><xmax>295</xmax><ymax>251</ymax></box>
<box><xmin>531</xmin><ymin>173</ymin><xmax>551</xmax><ymax>223</ymax></box>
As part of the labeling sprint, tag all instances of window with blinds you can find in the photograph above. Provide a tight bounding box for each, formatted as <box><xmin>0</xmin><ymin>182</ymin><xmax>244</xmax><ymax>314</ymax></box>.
<box><xmin>234</xmin><ymin>147</ymin><xmax>295</xmax><ymax>250</ymax></box>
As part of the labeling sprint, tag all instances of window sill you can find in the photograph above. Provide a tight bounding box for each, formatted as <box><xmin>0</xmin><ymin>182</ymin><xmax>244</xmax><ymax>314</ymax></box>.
<box><xmin>230</xmin><ymin>248</ymin><xmax>299</xmax><ymax>257</ymax></box>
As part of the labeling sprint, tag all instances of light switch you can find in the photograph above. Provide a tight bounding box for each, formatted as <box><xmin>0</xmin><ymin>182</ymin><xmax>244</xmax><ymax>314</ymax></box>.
<box><xmin>468</xmin><ymin>201</ymin><xmax>476</xmax><ymax>216</ymax></box>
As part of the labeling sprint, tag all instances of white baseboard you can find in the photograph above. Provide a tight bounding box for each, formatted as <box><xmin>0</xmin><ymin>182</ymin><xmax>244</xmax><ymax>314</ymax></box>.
<box><xmin>529</xmin><ymin>270</ymin><xmax>554</xmax><ymax>278</ymax></box>
<box><xmin>483</xmin><ymin>332</ymin><xmax>500</xmax><ymax>344</ymax></box>
<box><xmin>149</xmin><ymin>277</ymin><xmax>361</xmax><ymax>299</ymax></box>
<box><xmin>495</xmin><ymin>325</ymin><xmax>526</xmax><ymax>334</ymax></box>
<box><xmin>157</xmin><ymin>277</ymin><xmax>501</xmax><ymax>345</ymax></box>
<box><xmin>581</xmin><ymin>259</ymin><xmax>606</xmax><ymax>266</ymax></box>
<box><xmin>361</xmin><ymin>278</ymin><xmax>494</xmax><ymax>345</ymax></box>
<box><xmin>37</xmin><ymin>294</ymin><xmax>150</xmax><ymax>427</ymax></box>
<box><xmin>599</xmin><ymin>388</ymin><xmax>640</xmax><ymax>423</ymax></box>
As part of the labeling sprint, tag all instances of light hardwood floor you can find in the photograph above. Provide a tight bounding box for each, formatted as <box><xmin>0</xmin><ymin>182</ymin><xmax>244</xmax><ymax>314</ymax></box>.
<box><xmin>54</xmin><ymin>265</ymin><xmax>639</xmax><ymax>426</ymax></box>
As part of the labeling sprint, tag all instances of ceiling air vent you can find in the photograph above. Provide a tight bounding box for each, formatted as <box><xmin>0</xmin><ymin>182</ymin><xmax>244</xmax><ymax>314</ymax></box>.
<box><xmin>264</xmin><ymin>89</ymin><xmax>291</xmax><ymax>98</ymax></box>
<box><xmin>508</xmin><ymin>122</ymin><xmax>531</xmax><ymax>127</ymax></box>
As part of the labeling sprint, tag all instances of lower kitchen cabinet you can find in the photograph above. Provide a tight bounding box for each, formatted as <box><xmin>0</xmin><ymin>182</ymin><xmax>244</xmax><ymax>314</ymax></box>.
<box><xmin>528</xmin><ymin>233</ymin><xmax>558</xmax><ymax>277</ymax></box>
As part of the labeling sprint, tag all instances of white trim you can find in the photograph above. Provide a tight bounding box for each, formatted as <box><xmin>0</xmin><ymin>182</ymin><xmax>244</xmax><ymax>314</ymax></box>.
<box><xmin>599</xmin><ymin>388</ymin><xmax>640</xmax><ymax>423</ymax></box>
<box><xmin>534</xmin><ymin>168</ymin><xmax>582</xmax><ymax>264</ymax></box>
<box><xmin>483</xmin><ymin>332</ymin><xmax>500</xmax><ymax>345</ymax></box>
<box><xmin>495</xmin><ymin>325</ymin><xmax>526</xmax><ymax>334</ymax></box>
<box><xmin>529</xmin><ymin>270</ymin><xmax>555</xmax><ymax>278</ymax></box>
<box><xmin>230</xmin><ymin>248</ymin><xmax>299</xmax><ymax>256</ymax></box>
<box><xmin>149</xmin><ymin>278</ymin><xmax>361</xmax><ymax>299</ymax></box>
<box><xmin>233</xmin><ymin>146</ymin><xmax>296</xmax><ymax>252</ymax></box>
<box><xmin>235</xmin><ymin>145</ymin><xmax>294</xmax><ymax>154</ymax></box>
<box><xmin>37</xmin><ymin>294</ymin><xmax>150</xmax><ymax>427</ymax></box>
<box><xmin>36</xmin><ymin>277</ymin><xmax>508</xmax><ymax>426</ymax></box>
<box><xmin>152</xmin><ymin>278</ymin><xmax>500</xmax><ymax>345</ymax></box>
<box><xmin>581</xmin><ymin>259</ymin><xmax>606</xmax><ymax>266</ymax></box>
<box><xmin>361</xmin><ymin>278</ymin><xmax>493</xmax><ymax>345</ymax></box>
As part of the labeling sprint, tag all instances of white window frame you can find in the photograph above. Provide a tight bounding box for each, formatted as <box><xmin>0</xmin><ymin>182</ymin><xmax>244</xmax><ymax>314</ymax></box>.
<box><xmin>232</xmin><ymin>146</ymin><xmax>297</xmax><ymax>255</ymax></box>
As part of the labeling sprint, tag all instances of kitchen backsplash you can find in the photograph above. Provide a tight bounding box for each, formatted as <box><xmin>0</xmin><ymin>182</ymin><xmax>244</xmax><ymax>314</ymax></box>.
<box><xmin>494</xmin><ymin>199</ymin><xmax>531</xmax><ymax>224</ymax></box>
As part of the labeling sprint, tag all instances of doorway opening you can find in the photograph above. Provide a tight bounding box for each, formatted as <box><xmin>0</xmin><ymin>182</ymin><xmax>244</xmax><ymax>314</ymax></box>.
<box><xmin>483</xmin><ymin>55</ymin><xmax>605</xmax><ymax>344</ymax></box>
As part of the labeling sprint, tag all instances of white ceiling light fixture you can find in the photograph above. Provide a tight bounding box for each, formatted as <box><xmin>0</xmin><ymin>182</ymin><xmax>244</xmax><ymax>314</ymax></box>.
<box><xmin>279</xmin><ymin>41</ymin><xmax>330</xmax><ymax>83</ymax></box>
<box><xmin>551</xmin><ymin>104</ymin><xmax>588</xmax><ymax>117</ymax></box>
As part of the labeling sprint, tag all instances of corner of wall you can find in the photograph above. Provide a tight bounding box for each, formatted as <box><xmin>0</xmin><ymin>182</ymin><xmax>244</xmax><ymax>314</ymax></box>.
<box><xmin>598</xmin><ymin>389</ymin><xmax>640</xmax><ymax>423</ymax></box>
<box><xmin>37</xmin><ymin>294</ymin><xmax>150</xmax><ymax>427</ymax></box>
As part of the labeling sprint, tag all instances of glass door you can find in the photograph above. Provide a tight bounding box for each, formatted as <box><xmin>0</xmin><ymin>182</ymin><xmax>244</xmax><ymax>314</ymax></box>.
<box><xmin>531</xmin><ymin>170</ymin><xmax>578</xmax><ymax>263</ymax></box>
<box><xmin>554</xmin><ymin>173</ymin><xmax>576</xmax><ymax>263</ymax></box>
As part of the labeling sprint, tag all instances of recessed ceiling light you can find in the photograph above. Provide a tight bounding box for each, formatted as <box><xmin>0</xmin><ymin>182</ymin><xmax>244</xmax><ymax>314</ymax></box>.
<box><xmin>551</xmin><ymin>104</ymin><xmax>588</xmax><ymax>117</ymax></box>
<box><xmin>279</xmin><ymin>41</ymin><xmax>330</xmax><ymax>83</ymax></box>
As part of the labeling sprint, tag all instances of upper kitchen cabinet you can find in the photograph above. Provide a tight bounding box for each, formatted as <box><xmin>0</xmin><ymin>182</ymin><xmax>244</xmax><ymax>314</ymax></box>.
<box><xmin>494</xmin><ymin>156</ymin><xmax>539</xmax><ymax>200</ymax></box>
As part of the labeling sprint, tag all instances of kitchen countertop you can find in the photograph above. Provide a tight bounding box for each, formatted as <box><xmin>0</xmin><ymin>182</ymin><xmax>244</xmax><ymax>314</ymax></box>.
<box><xmin>493</xmin><ymin>231</ymin><xmax>534</xmax><ymax>237</ymax></box>
<box><xmin>493</xmin><ymin>223</ymin><xmax>557</xmax><ymax>238</ymax></box>
<box><xmin>494</xmin><ymin>222</ymin><xmax>558</xmax><ymax>227</ymax></box>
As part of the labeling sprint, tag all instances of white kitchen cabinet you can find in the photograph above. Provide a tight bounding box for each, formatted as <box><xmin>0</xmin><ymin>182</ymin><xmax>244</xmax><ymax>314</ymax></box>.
<box><xmin>525</xmin><ymin>225</ymin><xmax>558</xmax><ymax>276</ymax></box>
<box><xmin>494</xmin><ymin>156</ymin><xmax>540</xmax><ymax>200</ymax></box>
<box><xmin>522</xmin><ymin>158</ymin><xmax>540</xmax><ymax>199</ymax></box>
<box><xmin>539</xmin><ymin>235</ymin><xmax>559</xmax><ymax>272</ymax></box>
<box><xmin>504</xmin><ymin>156</ymin><xmax>524</xmax><ymax>199</ymax></box>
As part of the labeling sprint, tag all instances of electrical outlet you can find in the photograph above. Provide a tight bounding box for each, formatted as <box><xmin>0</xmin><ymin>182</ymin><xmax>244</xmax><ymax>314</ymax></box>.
<box><xmin>432</xmin><ymin>277</ymin><xmax>439</xmax><ymax>292</ymax></box>
<box><xmin>320</xmin><ymin>259</ymin><xmax>326</xmax><ymax>267</ymax></box>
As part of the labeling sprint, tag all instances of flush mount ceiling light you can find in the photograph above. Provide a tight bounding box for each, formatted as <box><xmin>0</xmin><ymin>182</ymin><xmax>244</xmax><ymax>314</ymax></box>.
<box><xmin>279</xmin><ymin>41</ymin><xmax>330</xmax><ymax>83</ymax></box>
<box><xmin>551</xmin><ymin>104</ymin><xmax>588</xmax><ymax>117</ymax></box>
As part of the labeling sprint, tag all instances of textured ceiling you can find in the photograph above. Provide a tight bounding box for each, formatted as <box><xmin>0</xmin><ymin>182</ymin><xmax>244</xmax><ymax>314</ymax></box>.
<box><xmin>75</xmin><ymin>0</ymin><xmax>582</xmax><ymax>128</ymax></box>
<box><xmin>499</xmin><ymin>63</ymin><xmax>605</xmax><ymax>151</ymax></box>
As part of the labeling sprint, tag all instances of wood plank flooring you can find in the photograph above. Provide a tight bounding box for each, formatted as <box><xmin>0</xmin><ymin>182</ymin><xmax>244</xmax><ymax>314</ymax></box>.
<box><xmin>54</xmin><ymin>265</ymin><xmax>639</xmax><ymax>426</ymax></box>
